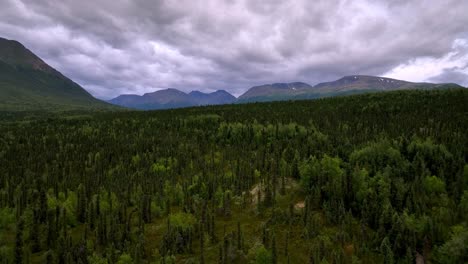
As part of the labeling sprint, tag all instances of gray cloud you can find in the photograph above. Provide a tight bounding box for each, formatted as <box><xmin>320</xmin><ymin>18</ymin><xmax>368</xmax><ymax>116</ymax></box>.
<box><xmin>0</xmin><ymin>0</ymin><xmax>467</xmax><ymax>98</ymax></box>
<box><xmin>429</xmin><ymin>70</ymin><xmax>468</xmax><ymax>87</ymax></box>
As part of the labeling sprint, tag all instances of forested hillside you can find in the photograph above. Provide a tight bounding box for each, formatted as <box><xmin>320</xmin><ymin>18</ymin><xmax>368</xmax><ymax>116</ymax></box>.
<box><xmin>0</xmin><ymin>89</ymin><xmax>467</xmax><ymax>263</ymax></box>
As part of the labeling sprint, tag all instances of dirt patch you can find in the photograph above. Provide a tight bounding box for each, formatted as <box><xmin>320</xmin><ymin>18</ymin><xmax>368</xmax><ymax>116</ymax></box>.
<box><xmin>249</xmin><ymin>183</ymin><xmax>263</xmax><ymax>204</ymax></box>
<box><xmin>416</xmin><ymin>252</ymin><xmax>425</xmax><ymax>264</ymax></box>
<box><xmin>284</xmin><ymin>177</ymin><xmax>300</xmax><ymax>190</ymax></box>
<box><xmin>248</xmin><ymin>177</ymin><xmax>301</xmax><ymax>205</ymax></box>
<box><xmin>294</xmin><ymin>201</ymin><xmax>305</xmax><ymax>210</ymax></box>
<box><xmin>344</xmin><ymin>244</ymin><xmax>355</xmax><ymax>256</ymax></box>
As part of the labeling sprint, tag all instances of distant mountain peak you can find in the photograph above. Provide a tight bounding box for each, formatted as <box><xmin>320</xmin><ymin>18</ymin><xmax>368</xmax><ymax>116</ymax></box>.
<box><xmin>189</xmin><ymin>89</ymin><xmax>232</xmax><ymax>95</ymax></box>
<box><xmin>150</xmin><ymin>88</ymin><xmax>184</xmax><ymax>93</ymax></box>
<box><xmin>213</xmin><ymin>89</ymin><xmax>231</xmax><ymax>94</ymax></box>
<box><xmin>188</xmin><ymin>90</ymin><xmax>205</xmax><ymax>95</ymax></box>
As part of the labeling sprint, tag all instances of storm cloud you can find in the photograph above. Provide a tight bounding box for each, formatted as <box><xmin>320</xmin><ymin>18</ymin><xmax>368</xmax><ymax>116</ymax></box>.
<box><xmin>1</xmin><ymin>0</ymin><xmax>467</xmax><ymax>99</ymax></box>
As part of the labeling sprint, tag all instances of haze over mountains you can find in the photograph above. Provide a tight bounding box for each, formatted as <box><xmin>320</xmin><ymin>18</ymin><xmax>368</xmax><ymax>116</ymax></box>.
<box><xmin>0</xmin><ymin>37</ymin><xmax>464</xmax><ymax>111</ymax></box>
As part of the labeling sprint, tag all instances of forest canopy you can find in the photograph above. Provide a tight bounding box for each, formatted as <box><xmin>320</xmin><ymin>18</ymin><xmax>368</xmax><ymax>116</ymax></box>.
<box><xmin>0</xmin><ymin>89</ymin><xmax>467</xmax><ymax>263</ymax></box>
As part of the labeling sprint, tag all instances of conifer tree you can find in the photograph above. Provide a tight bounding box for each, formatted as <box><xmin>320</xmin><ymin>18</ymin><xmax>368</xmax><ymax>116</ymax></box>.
<box><xmin>15</xmin><ymin>219</ymin><xmax>24</xmax><ymax>264</ymax></box>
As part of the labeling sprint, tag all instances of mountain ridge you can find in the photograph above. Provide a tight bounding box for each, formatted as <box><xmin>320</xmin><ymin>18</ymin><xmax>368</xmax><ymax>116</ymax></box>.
<box><xmin>0</xmin><ymin>37</ymin><xmax>116</xmax><ymax>111</ymax></box>
<box><xmin>108</xmin><ymin>88</ymin><xmax>236</xmax><ymax>110</ymax></box>
<box><xmin>236</xmin><ymin>75</ymin><xmax>463</xmax><ymax>102</ymax></box>
<box><xmin>109</xmin><ymin>75</ymin><xmax>463</xmax><ymax>109</ymax></box>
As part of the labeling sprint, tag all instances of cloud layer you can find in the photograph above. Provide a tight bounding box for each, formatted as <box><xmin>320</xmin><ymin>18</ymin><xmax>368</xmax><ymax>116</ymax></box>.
<box><xmin>1</xmin><ymin>0</ymin><xmax>467</xmax><ymax>98</ymax></box>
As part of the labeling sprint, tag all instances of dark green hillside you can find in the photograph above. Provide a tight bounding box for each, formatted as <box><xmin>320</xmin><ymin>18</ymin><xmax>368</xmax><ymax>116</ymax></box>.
<box><xmin>0</xmin><ymin>89</ymin><xmax>467</xmax><ymax>263</ymax></box>
<box><xmin>0</xmin><ymin>38</ymin><xmax>117</xmax><ymax>111</ymax></box>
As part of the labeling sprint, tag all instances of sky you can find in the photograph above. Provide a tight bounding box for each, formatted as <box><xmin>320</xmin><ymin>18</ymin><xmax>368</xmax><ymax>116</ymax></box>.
<box><xmin>1</xmin><ymin>0</ymin><xmax>467</xmax><ymax>99</ymax></box>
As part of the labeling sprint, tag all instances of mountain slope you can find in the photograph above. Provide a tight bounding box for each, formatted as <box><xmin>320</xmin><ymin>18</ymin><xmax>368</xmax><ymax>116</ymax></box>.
<box><xmin>0</xmin><ymin>37</ymin><xmax>116</xmax><ymax>111</ymax></box>
<box><xmin>237</xmin><ymin>82</ymin><xmax>312</xmax><ymax>102</ymax></box>
<box><xmin>238</xmin><ymin>75</ymin><xmax>463</xmax><ymax>102</ymax></box>
<box><xmin>188</xmin><ymin>90</ymin><xmax>236</xmax><ymax>105</ymax></box>
<box><xmin>109</xmin><ymin>89</ymin><xmax>236</xmax><ymax>110</ymax></box>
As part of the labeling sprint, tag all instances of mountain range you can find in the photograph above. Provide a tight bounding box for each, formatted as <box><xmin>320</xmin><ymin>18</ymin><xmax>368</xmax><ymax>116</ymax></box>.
<box><xmin>109</xmin><ymin>89</ymin><xmax>236</xmax><ymax>110</ymax></box>
<box><xmin>235</xmin><ymin>76</ymin><xmax>462</xmax><ymax>103</ymax></box>
<box><xmin>0</xmin><ymin>37</ymin><xmax>464</xmax><ymax>111</ymax></box>
<box><xmin>0</xmin><ymin>37</ymin><xmax>115</xmax><ymax>111</ymax></box>
<box><xmin>108</xmin><ymin>76</ymin><xmax>462</xmax><ymax>109</ymax></box>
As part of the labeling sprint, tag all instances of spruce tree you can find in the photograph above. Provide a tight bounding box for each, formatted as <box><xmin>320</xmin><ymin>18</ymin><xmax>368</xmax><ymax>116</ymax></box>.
<box><xmin>15</xmin><ymin>219</ymin><xmax>24</xmax><ymax>264</ymax></box>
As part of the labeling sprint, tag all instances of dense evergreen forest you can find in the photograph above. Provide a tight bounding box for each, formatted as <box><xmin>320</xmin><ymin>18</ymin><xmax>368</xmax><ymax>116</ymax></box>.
<box><xmin>0</xmin><ymin>89</ymin><xmax>467</xmax><ymax>263</ymax></box>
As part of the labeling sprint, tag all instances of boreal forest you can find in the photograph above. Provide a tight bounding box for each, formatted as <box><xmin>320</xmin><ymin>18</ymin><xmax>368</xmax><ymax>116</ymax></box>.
<box><xmin>0</xmin><ymin>89</ymin><xmax>467</xmax><ymax>264</ymax></box>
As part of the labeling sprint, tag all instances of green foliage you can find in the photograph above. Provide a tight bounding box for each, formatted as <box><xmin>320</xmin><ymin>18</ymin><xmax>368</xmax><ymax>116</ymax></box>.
<box><xmin>460</xmin><ymin>190</ymin><xmax>468</xmax><ymax>215</ymax></box>
<box><xmin>0</xmin><ymin>208</ymin><xmax>15</xmax><ymax>230</ymax></box>
<box><xmin>88</xmin><ymin>253</ymin><xmax>109</xmax><ymax>264</ymax></box>
<box><xmin>116</xmin><ymin>253</ymin><xmax>133</xmax><ymax>264</ymax></box>
<box><xmin>423</xmin><ymin>176</ymin><xmax>446</xmax><ymax>194</ymax></box>
<box><xmin>350</xmin><ymin>139</ymin><xmax>407</xmax><ymax>176</ymax></box>
<box><xmin>351</xmin><ymin>168</ymin><xmax>370</xmax><ymax>203</ymax></box>
<box><xmin>168</xmin><ymin>213</ymin><xmax>196</xmax><ymax>230</ymax></box>
<box><xmin>433</xmin><ymin>225</ymin><xmax>468</xmax><ymax>263</ymax></box>
<box><xmin>0</xmin><ymin>246</ymin><xmax>13</xmax><ymax>264</ymax></box>
<box><xmin>0</xmin><ymin>89</ymin><xmax>466</xmax><ymax>263</ymax></box>
<box><xmin>248</xmin><ymin>244</ymin><xmax>272</xmax><ymax>264</ymax></box>
<box><xmin>380</xmin><ymin>237</ymin><xmax>394</xmax><ymax>264</ymax></box>
<box><xmin>300</xmin><ymin>155</ymin><xmax>344</xmax><ymax>198</ymax></box>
